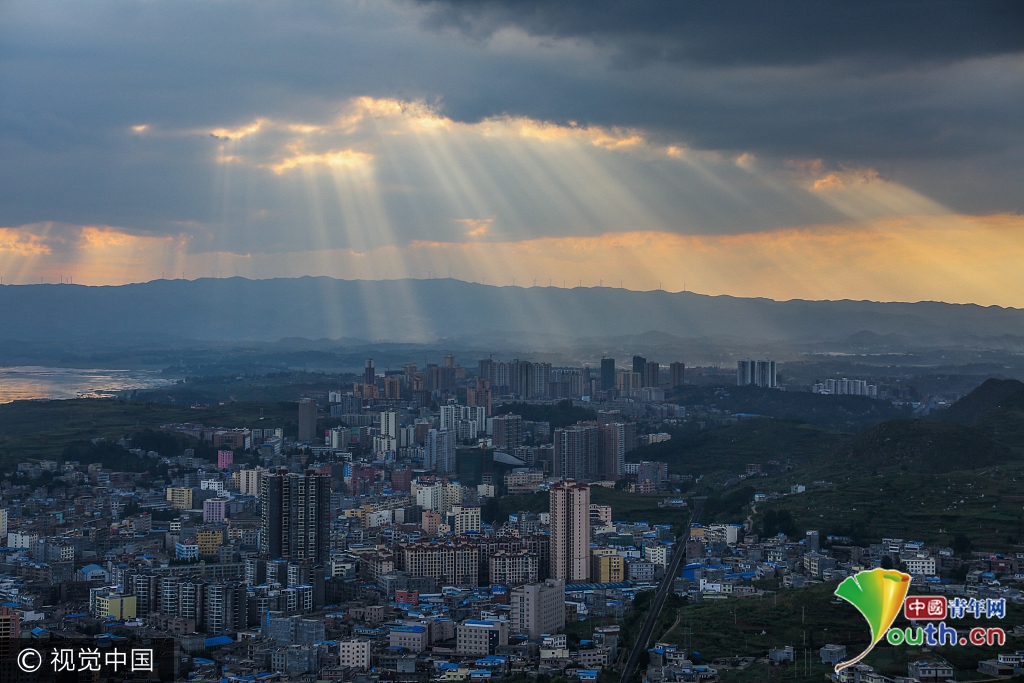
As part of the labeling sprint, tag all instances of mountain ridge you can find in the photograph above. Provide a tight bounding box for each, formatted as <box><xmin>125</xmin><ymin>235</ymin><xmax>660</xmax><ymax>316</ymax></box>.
<box><xmin>3</xmin><ymin>276</ymin><xmax>1024</xmax><ymax>344</ymax></box>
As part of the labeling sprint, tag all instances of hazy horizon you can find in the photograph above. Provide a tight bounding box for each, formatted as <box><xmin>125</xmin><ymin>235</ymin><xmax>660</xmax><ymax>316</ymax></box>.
<box><xmin>4</xmin><ymin>274</ymin><xmax>1024</xmax><ymax>311</ymax></box>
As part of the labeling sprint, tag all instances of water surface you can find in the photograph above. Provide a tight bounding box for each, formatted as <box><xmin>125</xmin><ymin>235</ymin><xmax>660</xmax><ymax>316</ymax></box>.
<box><xmin>0</xmin><ymin>366</ymin><xmax>175</xmax><ymax>403</ymax></box>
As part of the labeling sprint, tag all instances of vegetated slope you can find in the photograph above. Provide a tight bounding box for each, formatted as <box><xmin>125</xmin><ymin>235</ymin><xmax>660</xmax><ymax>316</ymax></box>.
<box><xmin>632</xmin><ymin>418</ymin><xmax>843</xmax><ymax>477</ymax></box>
<box><xmin>938</xmin><ymin>378</ymin><xmax>1024</xmax><ymax>425</ymax></box>
<box><xmin>828</xmin><ymin>419</ymin><xmax>1016</xmax><ymax>475</ymax></box>
<box><xmin>752</xmin><ymin>387</ymin><xmax>1024</xmax><ymax>548</ymax></box>
<box><xmin>668</xmin><ymin>384</ymin><xmax>911</xmax><ymax>432</ymax></box>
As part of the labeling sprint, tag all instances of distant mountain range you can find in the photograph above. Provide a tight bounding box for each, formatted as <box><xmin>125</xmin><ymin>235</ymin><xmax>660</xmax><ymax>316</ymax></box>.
<box><xmin>2</xmin><ymin>277</ymin><xmax>1024</xmax><ymax>345</ymax></box>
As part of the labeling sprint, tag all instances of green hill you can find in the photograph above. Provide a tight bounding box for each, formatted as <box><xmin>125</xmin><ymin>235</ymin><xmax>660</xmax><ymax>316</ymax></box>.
<box><xmin>828</xmin><ymin>419</ymin><xmax>1015</xmax><ymax>475</ymax></box>
<box><xmin>668</xmin><ymin>384</ymin><xmax>912</xmax><ymax>431</ymax></box>
<box><xmin>631</xmin><ymin>418</ymin><xmax>843</xmax><ymax>477</ymax></box>
<box><xmin>937</xmin><ymin>377</ymin><xmax>1024</xmax><ymax>425</ymax></box>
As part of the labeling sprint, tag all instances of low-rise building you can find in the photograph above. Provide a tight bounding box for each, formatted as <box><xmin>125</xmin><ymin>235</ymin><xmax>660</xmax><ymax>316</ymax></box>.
<box><xmin>457</xmin><ymin>620</ymin><xmax>509</xmax><ymax>656</ymax></box>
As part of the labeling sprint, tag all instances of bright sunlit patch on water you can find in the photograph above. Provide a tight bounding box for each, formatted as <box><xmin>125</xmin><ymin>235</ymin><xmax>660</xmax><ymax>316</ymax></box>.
<box><xmin>0</xmin><ymin>366</ymin><xmax>175</xmax><ymax>403</ymax></box>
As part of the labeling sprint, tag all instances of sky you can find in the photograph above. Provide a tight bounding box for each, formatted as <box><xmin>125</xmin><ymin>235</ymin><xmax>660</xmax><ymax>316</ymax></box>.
<box><xmin>1</xmin><ymin>1</ymin><xmax>1023</xmax><ymax>304</ymax></box>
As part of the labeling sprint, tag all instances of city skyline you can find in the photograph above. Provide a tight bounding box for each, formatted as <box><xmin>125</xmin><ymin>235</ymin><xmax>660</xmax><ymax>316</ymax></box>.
<box><xmin>1</xmin><ymin>3</ymin><xmax>1022</xmax><ymax>305</ymax></box>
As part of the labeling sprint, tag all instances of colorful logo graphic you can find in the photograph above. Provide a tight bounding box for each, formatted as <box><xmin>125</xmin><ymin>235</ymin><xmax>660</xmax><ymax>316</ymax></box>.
<box><xmin>903</xmin><ymin>596</ymin><xmax>947</xmax><ymax>620</ymax></box>
<box><xmin>833</xmin><ymin>568</ymin><xmax>911</xmax><ymax>672</ymax></box>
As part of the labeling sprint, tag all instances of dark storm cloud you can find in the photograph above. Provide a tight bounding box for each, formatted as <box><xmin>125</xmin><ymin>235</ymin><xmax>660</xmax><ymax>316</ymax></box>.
<box><xmin>417</xmin><ymin>0</ymin><xmax>1024</xmax><ymax>68</ymax></box>
<box><xmin>412</xmin><ymin>0</ymin><xmax>1024</xmax><ymax>172</ymax></box>
<box><xmin>0</xmin><ymin>0</ymin><xmax>1022</xmax><ymax>255</ymax></box>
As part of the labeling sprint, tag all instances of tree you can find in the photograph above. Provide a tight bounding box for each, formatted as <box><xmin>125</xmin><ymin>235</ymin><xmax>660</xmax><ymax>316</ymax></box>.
<box><xmin>953</xmin><ymin>533</ymin><xmax>972</xmax><ymax>556</ymax></box>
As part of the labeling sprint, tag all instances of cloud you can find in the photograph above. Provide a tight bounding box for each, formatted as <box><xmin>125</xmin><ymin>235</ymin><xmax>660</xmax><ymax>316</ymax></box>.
<box><xmin>455</xmin><ymin>217</ymin><xmax>494</xmax><ymax>237</ymax></box>
<box><xmin>417</xmin><ymin>1</ymin><xmax>1024</xmax><ymax>68</ymax></box>
<box><xmin>0</xmin><ymin>0</ymin><xmax>1022</xmax><ymax>307</ymax></box>
<box><xmin>0</xmin><ymin>227</ymin><xmax>53</xmax><ymax>256</ymax></box>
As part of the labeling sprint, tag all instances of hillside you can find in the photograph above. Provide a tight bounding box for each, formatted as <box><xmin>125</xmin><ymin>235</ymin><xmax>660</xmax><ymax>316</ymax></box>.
<box><xmin>667</xmin><ymin>384</ymin><xmax>911</xmax><ymax>432</ymax></box>
<box><xmin>937</xmin><ymin>377</ymin><xmax>1024</xmax><ymax>425</ymax></box>
<box><xmin>630</xmin><ymin>418</ymin><xmax>843</xmax><ymax>477</ymax></box>
<box><xmin>828</xmin><ymin>419</ymin><xmax>1015</xmax><ymax>475</ymax></box>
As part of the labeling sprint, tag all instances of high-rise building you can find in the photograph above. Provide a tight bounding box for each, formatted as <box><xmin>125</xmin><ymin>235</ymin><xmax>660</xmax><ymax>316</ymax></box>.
<box><xmin>755</xmin><ymin>360</ymin><xmax>777</xmax><ymax>388</ymax></box>
<box><xmin>632</xmin><ymin>355</ymin><xmax>646</xmax><ymax>375</ymax></box>
<box><xmin>297</xmin><ymin>398</ymin><xmax>317</xmax><ymax>442</ymax></box>
<box><xmin>644</xmin><ymin>361</ymin><xmax>660</xmax><ymax>388</ymax></box>
<box><xmin>669</xmin><ymin>362</ymin><xmax>686</xmax><ymax>389</ymax></box>
<box><xmin>507</xmin><ymin>581</ymin><xmax>565</xmax><ymax>638</ymax></box>
<box><xmin>597</xmin><ymin>422</ymin><xmax>632</xmax><ymax>480</ymax></box>
<box><xmin>467</xmin><ymin>377</ymin><xmax>492</xmax><ymax>414</ymax></box>
<box><xmin>553</xmin><ymin>424</ymin><xmax>598</xmax><ymax>480</ymax></box>
<box><xmin>260</xmin><ymin>471</ymin><xmax>331</xmax><ymax>564</ymax></box>
<box><xmin>203</xmin><ymin>582</ymin><xmax>247</xmax><ymax>634</ymax></box>
<box><xmin>425</xmin><ymin>429</ymin><xmax>456</xmax><ymax>474</ymax></box>
<box><xmin>616</xmin><ymin>371</ymin><xmax>642</xmax><ymax>391</ymax></box>
<box><xmin>738</xmin><ymin>359</ymin><xmax>777</xmax><ymax>388</ymax></box>
<box><xmin>550</xmin><ymin>481</ymin><xmax>590</xmax><ymax>582</ymax></box>
<box><xmin>375</xmin><ymin>410</ymin><xmax>399</xmax><ymax>456</ymax></box>
<box><xmin>600</xmin><ymin>358</ymin><xmax>616</xmax><ymax>392</ymax></box>
<box><xmin>364</xmin><ymin>358</ymin><xmax>376</xmax><ymax>385</ymax></box>
<box><xmin>491</xmin><ymin>414</ymin><xmax>524</xmax><ymax>451</ymax></box>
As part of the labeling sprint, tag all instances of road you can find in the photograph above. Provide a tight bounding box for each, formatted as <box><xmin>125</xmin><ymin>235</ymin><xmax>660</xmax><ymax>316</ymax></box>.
<box><xmin>618</xmin><ymin>498</ymin><xmax>704</xmax><ymax>683</ymax></box>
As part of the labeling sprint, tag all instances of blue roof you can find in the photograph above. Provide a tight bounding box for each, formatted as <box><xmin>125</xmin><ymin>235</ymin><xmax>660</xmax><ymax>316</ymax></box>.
<box><xmin>205</xmin><ymin>636</ymin><xmax>234</xmax><ymax>647</ymax></box>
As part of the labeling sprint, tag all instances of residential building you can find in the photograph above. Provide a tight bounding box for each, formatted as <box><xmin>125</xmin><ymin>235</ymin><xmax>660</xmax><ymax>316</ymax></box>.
<box><xmin>203</xmin><ymin>498</ymin><xmax>228</xmax><ymax>524</ymax></box>
<box><xmin>237</xmin><ymin>468</ymin><xmax>263</xmax><ymax>496</ymax></box>
<box><xmin>93</xmin><ymin>593</ymin><xmax>137</xmax><ymax>620</ymax></box>
<box><xmin>390</xmin><ymin>624</ymin><xmax>428</xmax><ymax>652</ymax></box>
<box><xmin>554</xmin><ymin>424</ymin><xmax>598</xmax><ymax>480</ymax></box>
<box><xmin>510</xmin><ymin>578</ymin><xmax>565</xmax><ymax>639</ymax></box>
<box><xmin>600</xmin><ymin>358</ymin><xmax>615</xmax><ymax>392</ymax></box>
<box><xmin>339</xmin><ymin>639</ymin><xmax>371</xmax><ymax>669</ymax></box>
<box><xmin>260</xmin><ymin>470</ymin><xmax>331</xmax><ymax>563</ymax></box>
<box><xmin>425</xmin><ymin>429</ymin><xmax>457</xmax><ymax>474</ymax></box>
<box><xmin>737</xmin><ymin>359</ymin><xmax>777</xmax><ymax>388</ymax></box>
<box><xmin>298</xmin><ymin>398</ymin><xmax>317</xmax><ymax>442</ymax></box>
<box><xmin>457</xmin><ymin>620</ymin><xmax>509</xmax><ymax>656</ymax></box>
<box><xmin>669</xmin><ymin>362</ymin><xmax>685</xmax><ymax>389</ymax></box>
<box><xmin>489</xmin><ymin>550</ymin><xmax>539</xmax><ymax>586</ymax></box>
<box><xmin>550</xmin><ymin>480</ymin><xmax>590</xmax><ymax>582</ymax></box>
<box><xmin>591</xmin><ymin>550</ymin><xmax>625</xmax><ymax>583</ymax></box>
<box><xmin>451</xmin><ymin>506</ymin><xmax>481</xmax><ymax>535</ymax></box>
<box><xmin>491</xmin><ymin>414</ymin><xmax>524</xmax><ymax>451</ymax></box>
<box><xmin>399</xmin><ymin>541</ymin><xmax>480</xmax><ymax>586</ymax></box>
<box><xmin>166</xmin><ymin>486</ymin><xmax>193</xmax><ymax>510</ymax></box>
